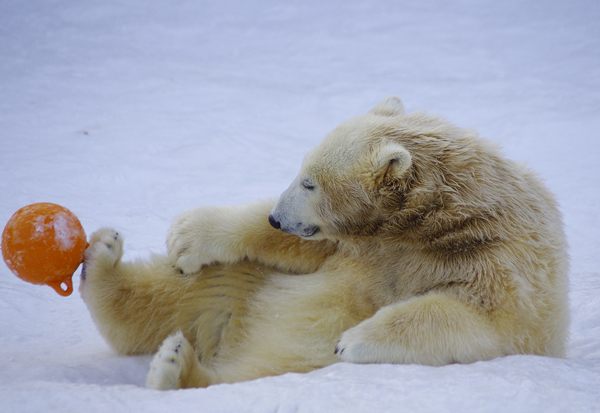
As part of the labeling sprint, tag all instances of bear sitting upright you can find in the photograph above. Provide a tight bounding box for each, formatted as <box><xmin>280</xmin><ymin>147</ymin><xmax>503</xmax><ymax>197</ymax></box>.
<box><xmin>80</xmin><ymin>96</ymin><xmax>569</xmax><ymax>389</ymax></box>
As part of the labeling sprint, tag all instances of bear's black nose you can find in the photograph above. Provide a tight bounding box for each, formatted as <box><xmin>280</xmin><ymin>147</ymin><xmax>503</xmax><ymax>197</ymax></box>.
<box><xmin>268</xmin><ymin>215</ymin><xmax>281</xmax><ymax>230</ymax></box>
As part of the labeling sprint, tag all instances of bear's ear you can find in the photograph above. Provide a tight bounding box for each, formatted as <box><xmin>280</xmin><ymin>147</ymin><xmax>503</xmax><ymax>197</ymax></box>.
<box><xmin>369</xmin><ymin>96</ymin><xmax>405</xmax><ymax>117</ymax></box>
<box><xmin>369</xmin><ymin>143</ymin><xmax>412</xmax><ymax>183</ymax></box>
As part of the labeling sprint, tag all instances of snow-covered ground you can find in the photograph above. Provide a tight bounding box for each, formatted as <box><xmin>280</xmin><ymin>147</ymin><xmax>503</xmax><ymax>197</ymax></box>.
<box><xmin>1</xmin><ymin>0</ymin><xmax>599</xmax><ymax>411</ymax></box>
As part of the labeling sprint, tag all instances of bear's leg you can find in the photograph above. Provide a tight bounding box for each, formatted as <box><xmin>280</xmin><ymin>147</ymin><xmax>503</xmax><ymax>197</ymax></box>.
<box><xmin>167</xmin><ymin>200</ymin><xmax>336</xmax><ymax>275</ymax></box>
<box><xmin>146</xmin><ymin>332</ymin><xmax>213</xmax><ymax>389</ymax></box>
<box><xmin>81</xmin><ymin>228</ymin><xmax>195</xmax><ymax>355</ymax></box>
<box><xmin>335</xmin><ymin>293</ymin><xmax>505</xmax><ymax>365</ymax></box>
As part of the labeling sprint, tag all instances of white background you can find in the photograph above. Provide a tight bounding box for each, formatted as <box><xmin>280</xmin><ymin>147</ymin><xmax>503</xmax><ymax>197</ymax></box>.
<box><xmin>1</xmin><ymin>0</ymin><xmax>599</xmax><ymax>411</ymax></box>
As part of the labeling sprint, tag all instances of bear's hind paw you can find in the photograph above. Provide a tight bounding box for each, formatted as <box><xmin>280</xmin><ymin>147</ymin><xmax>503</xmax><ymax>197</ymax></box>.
<box><xmin>84</xmin><ymin>228</ymin><xmax>124</xmax><ymax>266</ymax></box>
<box><xmin>146</xmin><ymin>332</ymin><xmax>190</xmax><ymax>390</ymax></box>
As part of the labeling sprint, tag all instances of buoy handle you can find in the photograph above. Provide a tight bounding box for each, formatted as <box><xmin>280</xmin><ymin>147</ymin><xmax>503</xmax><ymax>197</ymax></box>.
<box><xmin>47</xmin><ymin>277</ymin><xmax>73</xmax><ymax>296</ymax></box>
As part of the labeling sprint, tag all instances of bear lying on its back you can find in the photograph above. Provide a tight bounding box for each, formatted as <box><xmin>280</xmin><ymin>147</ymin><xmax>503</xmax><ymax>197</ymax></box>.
<box><xmin>81</xmin><ymin>96</ymin><xmax>569</xmax><ymax>389</ymax></box>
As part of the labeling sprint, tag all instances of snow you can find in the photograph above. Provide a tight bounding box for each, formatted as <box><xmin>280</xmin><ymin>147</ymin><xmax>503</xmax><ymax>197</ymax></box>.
<box><xmin>52</xmin><ymin>212</ymin><xmax>76</xmax><ymax>251</ymax></box>
<box><xmin>1</xmin><ymin>0</ymin><xmax>599</xmax><ymax>411</ymax></box>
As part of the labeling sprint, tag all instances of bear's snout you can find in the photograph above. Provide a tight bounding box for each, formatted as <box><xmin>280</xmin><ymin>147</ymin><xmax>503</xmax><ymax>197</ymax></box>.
<box><xmin>268</xmin><ymin>214</ymin><xmax>281</xmax><ymax>230</ymax></box>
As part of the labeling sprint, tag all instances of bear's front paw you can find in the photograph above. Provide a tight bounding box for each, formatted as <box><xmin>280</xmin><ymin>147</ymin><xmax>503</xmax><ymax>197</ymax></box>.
<box><xmin>335</xmin><ymin>318</ymin><xmax>387</xmax><ymax>364</ymax></box>
<box><xmin>167</xmin><ymin>230</ymin><xmax>207</xmax><ymax>275</ymax></box>
<box><xmin>146</xmin><ymin>332</ymin><xmax>190</xmax><ymax>390</ymax></box>
<box><xmin>167</xmin><ymin>208</ymin><xmax>235</xmax><ymax>275</ymax></box>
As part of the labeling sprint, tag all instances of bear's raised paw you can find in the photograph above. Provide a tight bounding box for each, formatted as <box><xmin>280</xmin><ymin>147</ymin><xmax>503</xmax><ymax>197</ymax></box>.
<box><xmin>84</xmin><ymin>227</ymin><xmax>124</xmax><ymax>268</ymax></box>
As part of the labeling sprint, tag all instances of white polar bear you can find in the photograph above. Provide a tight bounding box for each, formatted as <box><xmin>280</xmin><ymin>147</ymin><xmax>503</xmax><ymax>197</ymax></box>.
<box><xmin>81</xmin><ymin>96</ymin><xmax>569</xmax><ymax>389</ymax></box>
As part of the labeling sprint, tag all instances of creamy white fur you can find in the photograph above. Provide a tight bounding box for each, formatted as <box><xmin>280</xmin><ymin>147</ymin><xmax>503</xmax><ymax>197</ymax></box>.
<box><xmin>81</xmin><ymin>97</ymin><xmax>569</xmax><ymax>389</ymax></box>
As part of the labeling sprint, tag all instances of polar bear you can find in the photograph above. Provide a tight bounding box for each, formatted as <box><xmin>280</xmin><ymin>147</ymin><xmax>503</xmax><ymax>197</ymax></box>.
<box><xmin>80</xmin><ymin>96</ymin><xmax>569</xmax><ymax>390</ymax></box>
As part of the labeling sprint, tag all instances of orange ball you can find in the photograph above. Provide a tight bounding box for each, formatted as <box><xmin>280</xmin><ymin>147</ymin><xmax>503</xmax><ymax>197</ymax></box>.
<box><xmin>2</xmin><ymin>203</ymin><xmax>87</xmax><ymax>296</ymax></box>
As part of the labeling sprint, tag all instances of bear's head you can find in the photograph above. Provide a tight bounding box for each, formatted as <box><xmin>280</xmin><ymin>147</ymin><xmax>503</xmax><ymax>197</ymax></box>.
<box><xmin>269</xmin><ymin>96</ymin><xmax>501</xmax><ymax>244</ymax></box>
<box><xmin>269</xmin><ymin>96</ymin><xmax>418</xmax><ymax>241</ymax></box>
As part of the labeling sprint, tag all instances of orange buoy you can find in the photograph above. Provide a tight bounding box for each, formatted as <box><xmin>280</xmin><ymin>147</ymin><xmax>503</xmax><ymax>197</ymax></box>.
<box><xmin>1</xmin><ymin>203</ymin><xmax>87</xmax><ymax>296</ymax></box>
